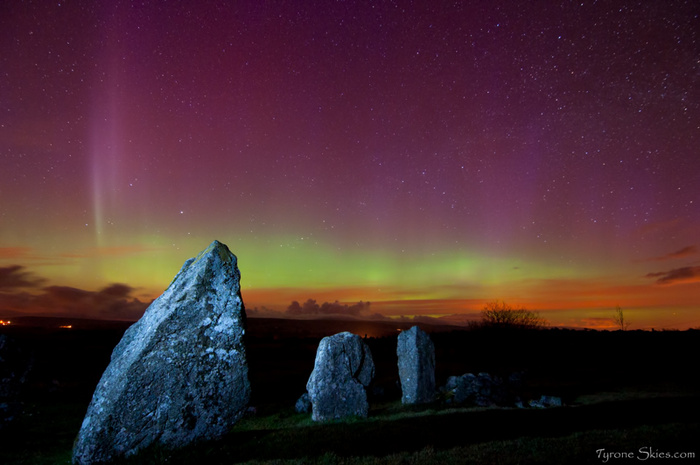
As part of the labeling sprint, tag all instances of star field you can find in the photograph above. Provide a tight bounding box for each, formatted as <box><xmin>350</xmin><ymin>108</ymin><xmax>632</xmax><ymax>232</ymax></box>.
<box><xmin>1</xmin><ymin>1</ymin><xmax>699</xmax><ymax>328</ymax></box>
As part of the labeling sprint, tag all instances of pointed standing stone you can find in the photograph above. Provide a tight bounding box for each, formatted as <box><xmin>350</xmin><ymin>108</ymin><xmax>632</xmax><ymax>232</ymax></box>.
<box><xmin>73</xmin><ymin>240</ymin><xmax>250</xmax><ymax>464</ymax></box>
<box><xmin>397</xmin><ymin>326</ymin><xmax>435</xmax><ymax>404</ymax></box>
<box><xmin>306</xmin><ymin>332</ymin><xmax>374</xmax><ymax>421</ymax></box>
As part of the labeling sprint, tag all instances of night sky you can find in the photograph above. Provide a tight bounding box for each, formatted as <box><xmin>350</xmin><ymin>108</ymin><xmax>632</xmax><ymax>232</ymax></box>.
<box><xmin>1</xmin><ymin>1</ymin><xmax>699</xmax><ymax>329</ymax></box>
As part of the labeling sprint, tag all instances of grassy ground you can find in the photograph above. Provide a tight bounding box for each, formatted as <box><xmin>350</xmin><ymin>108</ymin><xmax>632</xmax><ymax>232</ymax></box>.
<box><xmin>2</xmin><ymin>392</ymin><xmax>698</xmax><ymax>465</ymax></box>
<box><xmin>230</xmin><ymin>423</ymin><xmax>698</xmax><ymax>465</ymax></box>
<box><xmin>2</xmin><ymin>325</ymin><xmax>699</xmax><ymax>464</ymax></box>
<box><xmin>0</xmin><ymin>400</ymin><xmax>80</xmax><ymax>465</ymax></box>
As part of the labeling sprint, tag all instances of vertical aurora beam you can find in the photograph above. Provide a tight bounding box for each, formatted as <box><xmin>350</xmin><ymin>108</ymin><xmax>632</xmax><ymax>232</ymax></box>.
<box><xmin>89</xmin><ymin>108</ymin><xmax>122</xmax><ymax>247</ymax></box>
<box><xmin>89</xmin><ymin>4</ymin><xmax>128</xmax><ymax>248</ymax></box>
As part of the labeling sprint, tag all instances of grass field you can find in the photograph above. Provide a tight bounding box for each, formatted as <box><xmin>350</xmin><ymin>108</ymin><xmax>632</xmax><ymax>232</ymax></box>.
<box><xmin>1</xmin><ymin>320</ymin><xmax>699</xmax><ymax>464</ymax></box>
<box><xmin>2</xmin><ymin>394</ymin><xmax>698</xmax><ymax>464</ymax></box>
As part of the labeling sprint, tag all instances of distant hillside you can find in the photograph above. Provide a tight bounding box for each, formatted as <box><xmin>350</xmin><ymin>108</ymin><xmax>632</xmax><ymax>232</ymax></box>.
<box><xmin>0</xmin><ymin>315</ymin><xmax>458</xmax><ymax>338</ymax></box>
<box><xmin>246</xmin><ymin>317</ymin><xmax>457</xmax><ymax>339</ymax></box>
<box><xmin>0</xmin><ymin>316</ymin><xmax>134</xmax><ymax>331</ymax></box>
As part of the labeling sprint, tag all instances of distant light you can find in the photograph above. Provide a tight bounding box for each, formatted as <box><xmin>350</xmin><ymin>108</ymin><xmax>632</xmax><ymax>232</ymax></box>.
<box><xmin>59</xmin><ymin>325</ymin><xmax>73</xmax><ymax>329</ymax></box>
<box><xmin>0</xmin><ymin>320</ymin><xmax>11</xmax><ymax>326</ymax></box>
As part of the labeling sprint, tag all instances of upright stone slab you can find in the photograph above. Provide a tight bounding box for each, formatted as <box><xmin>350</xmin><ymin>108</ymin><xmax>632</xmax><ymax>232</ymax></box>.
<box><xmin>397</xmin><ymin>326</ymin><xmax>435</xmax><ymax>404</ymax></box>
<box><xmin>306</xmin><ymin>332</ymin><xmax>374</xmax><ymax>421</ymax></box>
<box><xmin>73</xmin><ymin>240</ymin><xmax>250</xmax><ymax>464</ymax></box>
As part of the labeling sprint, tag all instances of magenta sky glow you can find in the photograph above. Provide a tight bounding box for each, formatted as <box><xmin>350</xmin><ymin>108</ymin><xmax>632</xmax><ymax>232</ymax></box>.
<box><xmin>1</xmin><ymin>1</ymin><xmax>699</xmax><ymax>329</ymax></box>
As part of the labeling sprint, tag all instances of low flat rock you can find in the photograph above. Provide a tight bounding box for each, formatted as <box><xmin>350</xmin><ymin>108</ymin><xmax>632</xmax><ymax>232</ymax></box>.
<box><xmin>72</xmin><ymin>240</ymin><xmax>250</xmax><ymax>464</ymax></box>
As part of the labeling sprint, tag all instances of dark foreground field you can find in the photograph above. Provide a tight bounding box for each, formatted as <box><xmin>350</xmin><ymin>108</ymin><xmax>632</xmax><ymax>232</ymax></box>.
<box><xmin>1</xmin><ymin>317</ymin><xmax>698</xmax><ymax>464</ymax></box>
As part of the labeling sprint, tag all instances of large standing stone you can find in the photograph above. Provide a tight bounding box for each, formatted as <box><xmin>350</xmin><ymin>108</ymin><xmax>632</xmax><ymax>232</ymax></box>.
<box><xmin>306</xmin><ymin>332</ymin><xmax>374</xmax><ymax>421</ymax></box>
<box><xmin>72</xmin><ymin>240</ymin><xmax>250</xmax><ymax>464</ymax></box>
<box><xmin>397</xmin><ymin>326</ymin><xmax>435</xmax><ymax>404</ymax></box>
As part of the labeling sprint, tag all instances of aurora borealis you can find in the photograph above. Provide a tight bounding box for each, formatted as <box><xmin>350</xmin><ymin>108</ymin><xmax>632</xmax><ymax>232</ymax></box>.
<box><xmin>1</xmin><ymin>1</ymin><xmax>699</xmax><ymax>329</ymax></box>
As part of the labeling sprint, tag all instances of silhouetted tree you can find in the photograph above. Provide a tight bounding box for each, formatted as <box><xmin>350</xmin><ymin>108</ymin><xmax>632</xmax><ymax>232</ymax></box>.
<box><xmin>480</xmin><ymin>301</ymin><xmax>547</xmax><ymax>330</ymax></box>
<box><xmin>612</xmin><ymin>305</ymin><xmax>630</xmax><ymax>331</ymax></box>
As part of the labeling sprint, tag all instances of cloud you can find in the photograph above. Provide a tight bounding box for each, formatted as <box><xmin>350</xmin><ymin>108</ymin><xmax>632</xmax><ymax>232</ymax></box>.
<box><xmin>0</xmin><ymin>247</ymin><xmax>35</xmax><ymax>260</ymax></box>
<box><xmin>576</xmin><ymin>317</ymin><xmax>617</xmax><ymax>329</ymax></box>
<box><xmin>0</xmin><ymin>265</ymin><xmax>149</xmax><ymax>320</ymax></box>
<box><xmin>245</xmin><ymin>305</ymin><xmax>284</xmax><ymax>318</ymax></box>
<box><xmin>645</xmin><ymin>266</ymin><xmax>700</xmax><ymax>286</ymax></box>
<box><xmin>646</xmin><ymin>246</ymin><xmax>698</xmax><ymax>262</ymax></box>
<box><xmin>286</xmin><ymin>299</ymin><xmax>372</xmax><ymax>317</ymax></box>
<box><xmin>635</xmin><ymin>218</ymin><xmax>684</xmax><ymax>236</ymax></box>
<box><xmin>0</xmin><ymin>265</ymin><xmax>47</xmax><ymax>289</ymax></box>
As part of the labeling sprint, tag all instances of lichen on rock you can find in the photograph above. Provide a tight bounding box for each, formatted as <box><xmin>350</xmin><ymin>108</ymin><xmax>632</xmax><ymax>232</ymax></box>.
<box><xmin>72</xmin><ymin>240</ymin><xmax>250</xmax><ymax>465</ymax></box>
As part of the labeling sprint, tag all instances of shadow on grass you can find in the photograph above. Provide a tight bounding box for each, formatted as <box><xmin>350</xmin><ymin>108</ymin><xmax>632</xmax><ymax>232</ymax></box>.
<box><xmin>0</xmin><ymin>400</ymin><xmax>82</xmax><ymax>465</ymax></box>
<box><xmin>112</xmin><ymin>396</ymin><xmax>700</xmax><ymax>465</ymax></box>
<box><xmin>2</xmin><ymin>395</ymin><xmax>698</xmax><ymax>465</ymax></box>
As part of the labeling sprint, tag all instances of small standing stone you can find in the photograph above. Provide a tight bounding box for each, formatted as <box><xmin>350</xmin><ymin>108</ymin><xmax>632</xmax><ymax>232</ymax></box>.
<box><xmin>294</xmin><ymin>393</ymin><xmax>311</xmax><ymax>414</ymax></box>
<box><xmin>397</xmin><ymin>326</ymin><xmax>436</xmax><ymax>404</ymax></box>
<box><xmin>306</xmin><ymin>332</ymin><xmax>375</xmax><ymax>421</ymax></box>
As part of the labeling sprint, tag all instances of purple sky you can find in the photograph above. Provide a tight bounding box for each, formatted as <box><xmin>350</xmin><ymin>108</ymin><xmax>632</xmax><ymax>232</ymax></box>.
<box><xmin>1</xmin><ymin>1</ymin><xmax>699</xmax><ymax>328</ymax></box>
